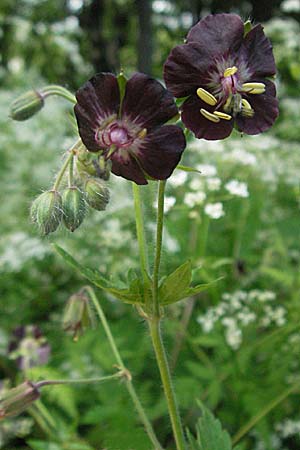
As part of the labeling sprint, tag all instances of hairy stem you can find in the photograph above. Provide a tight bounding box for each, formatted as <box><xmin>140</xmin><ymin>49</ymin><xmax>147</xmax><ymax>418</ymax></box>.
<box><xmin>86</xmin><ymin>286</ymin><xmax>164</xmax><ymax>450</ymax></box>
<box><xmin>148</xmin><ymin>180</ymin><xmax>186</xmax><ymax>450</ymax></box>
<box><xmin>40</xmin><ymin>85</ymin><xmax>76</xmax><ymax>104</ymax></box>
<box><xmin>132</xmin><ymin>183</ymin><xmax>150</xmax><ymax>284</ymax></box>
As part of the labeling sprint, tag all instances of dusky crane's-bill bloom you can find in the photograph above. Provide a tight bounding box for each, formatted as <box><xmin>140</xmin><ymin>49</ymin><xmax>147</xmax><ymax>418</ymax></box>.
<box><xmin>74</xmin><ymin>72</ymin><xmax>186</xmax><ymax>184</ymax></box>
<box><xmin>163</xmin><ymin>14</ymin><xmax>279</xmax><ymax>140</ymax></box>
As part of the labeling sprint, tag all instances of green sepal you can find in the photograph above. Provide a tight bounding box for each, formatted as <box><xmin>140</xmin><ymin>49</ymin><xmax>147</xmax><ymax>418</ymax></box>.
<box><xmin>117</xmin><ymin>71</ymin><xmax>127</xmax><ymax>106</ymax></box>
<box><xmin>176</xmin><ymin>164</ymin><xmax>202</xmax><ymax>174</ymax></box>
<box><xmin>53</xmin><ymin>245</ymin><xmax>148</xmax><ymax>305</ymax></box>
<box><xmin>175</xmin><ymin>95</ymin><xmax>189</xmax><ymax>108</ymax></box>
<box><xmin>243</xmin><ymin>19</ymin><xmax>252</xmax><ymax>37</ymax></box>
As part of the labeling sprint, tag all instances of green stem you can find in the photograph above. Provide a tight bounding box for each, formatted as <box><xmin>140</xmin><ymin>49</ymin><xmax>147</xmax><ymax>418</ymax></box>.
<box><xmin>232</xmin><ymin>381</ymin><xmax>300</xmax><ymax>445</ymax></box>
<box><xmin>36</xmin><ymin>373</ymin><xmax>121</xmax><ymax>389</ymax></box>
<box><xmin>149</xmin><ymin>319</ymin><xmax>186</xmax><ymax>450</ymax></box>
<box><xmin>148</xmin><ymin>180</ymin><xmax>185</xmax><ymax>450</ymax></box>
<box><xmin>132</xmin><ymin>183</ymin><xmax>150</xmax><ymax>282</ymax></box>
<box><xmin>40</xmin><ymin>85</ymin><xmax>76</xmax><ymax>104</ymax></box>
<box><xmin>153</xmin><ymin>180</ymin><xmax>166</xmax><ymax>316</ymax></box>
<box><xmin>68</xmin><ymin>154</ymin><xmax>74</xmax><ymax>187</ymax></box>
<box><xmin>86</xmin><ymin>286</ymin><xmax>164</xmax><ymax>450</ymax></box>
<box><xmin>52</xmin><ymin>151</ymin><xmax>74</xmax><ymax>191</ymax></box>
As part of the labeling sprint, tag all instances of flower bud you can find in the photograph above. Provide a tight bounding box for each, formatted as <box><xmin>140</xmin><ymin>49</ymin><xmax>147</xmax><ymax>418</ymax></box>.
<box><xmin>10</xmin><ymin>90</ymin><xmax>44</xmax><ymax>121</ymax></box>
<box><xmin>84</xmin><ymin>178</ymin><xmax>110</xmax><ymax>211</ymax></box>
<box><xmin>62</xmin><ymin>292</ymin><xmax>96</xmax><ymax>341</ymax></box>
<box><xmin>0</xmin><ymin>381</ymin><xmax>40</xmax><ymax>419</ymax></box>
<box><xmin>31</xmin><ymin>190</ymin><xmax>62</xmax><ymax>235</ymax></box>
<box><xmin>62</xmin><ymin>186</ymin><xmax>86</xmax><ymax>232</ymax></box>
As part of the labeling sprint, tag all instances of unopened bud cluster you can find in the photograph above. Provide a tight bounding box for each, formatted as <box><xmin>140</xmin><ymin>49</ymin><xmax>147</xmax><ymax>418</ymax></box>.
<box><xmin>31</xmin><ymin>146</ymin><xmax>110</xmax><ymax>235</ymax></box>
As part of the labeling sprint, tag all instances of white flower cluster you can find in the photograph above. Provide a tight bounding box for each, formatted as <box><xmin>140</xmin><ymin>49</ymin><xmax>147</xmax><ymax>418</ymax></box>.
<box><xmin>225</xmin><ymin>179</ymin><xmax>249</xmax><ymax>198</ymax></box>
<box><xmin>197</xmin><ymin>289</ymin><xmax>286</xmax><ymax>350</ymax></box>
<box><xmin>0</xmin><ymin>232</ymin><xmax>49</xmax><ymax>272</ymax></box>
<box><xmin>276</xmin><ymin>418</ymin><xmax>300</xmax><ymax>438</ymax></box>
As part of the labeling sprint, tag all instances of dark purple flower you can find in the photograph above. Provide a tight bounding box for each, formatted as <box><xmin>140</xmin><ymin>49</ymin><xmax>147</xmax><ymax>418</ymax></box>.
<box><xmin>74</xmin><ymin>72</ymin><xmax>186</xmax><ymax>185</ymax></box>
<box><xmin>163</xmin><ymin>14</ymin><xmax>279</xmax><ymax>140</ymax></box>
<box><xmin>8</xmin><ymin>326</ymin><xmax>51</xmax><ymax>371</ymax></box>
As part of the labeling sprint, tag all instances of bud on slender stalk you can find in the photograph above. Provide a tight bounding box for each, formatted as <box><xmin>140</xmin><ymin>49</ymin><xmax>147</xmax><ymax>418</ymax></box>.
<box><xmin>10</xmin><ymin>90</ymin><xmax>44</xmax><ymax>121</ymax></box>
<box><xmin>31</xmin><ymin>190</ymin><xmax>62</xmax><ymax>235</ymax></box>
<box><xmin>84</xmin><ymin>178</ymin><xmax>110</xmax><ymax>211</ymax></box>
<box><xmin>63</xmin><ymin>292</ymin><xmax>96</xmax><ymax>341</ymax></box>
<box><xmin>62</xmin><ymin>186</ymin><xmax>86</xmax><ymax>232</ymax></box>
<box><xmin>0</xmin><ymin>381</ymin><xmax>40</xmax><ymax>419</ymax></box>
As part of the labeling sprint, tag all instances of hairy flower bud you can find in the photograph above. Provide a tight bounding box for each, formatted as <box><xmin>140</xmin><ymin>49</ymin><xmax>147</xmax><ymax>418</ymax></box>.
<box><xmin>84</xmin><ymin>178</ymin><xmax>110</xmax><ymax>211</ymax></box>
<box><xmin>62</xmin><ymin>186</ymin><xmax>86</xmax><ymax>232</ymax></box>
<box><xmin>31</xmin><ymin>190</ymin><xmax>62</xmax><ymax>235</ymax></box>
<box><xmin>63</xmin><ymin>292</ymin><xmax>96</xmax><ymax>340</ymax></box>
<box><xmin>0</xmin><ymin>381</ymin><xmax>40</xmax><ymax>419</ymax></box>
<box><xmin>10</xmin><ymin>90</ymin><xmax>44</xmax><ymax>121</ymax></box>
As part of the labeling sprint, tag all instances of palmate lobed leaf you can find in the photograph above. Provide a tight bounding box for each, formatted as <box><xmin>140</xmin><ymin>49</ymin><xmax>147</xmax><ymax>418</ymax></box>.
<box><xmin>54</xmin><ymin>246</ymin><xmax>218</xmax><ymax>307</ymax></box>
<box><xmin>187</xmin><ymin>404</ymin><xmax>233</xmax><ymax>450</ymax></box>
<box><xmin>158</xmin><ymin>260</ymin><xmax>220</xmax><ymax>305</ymax></box>
<box><xmin>53</xmin><ymin>244</ymin><xmax>147</xmax><ymax>304</ymax></box>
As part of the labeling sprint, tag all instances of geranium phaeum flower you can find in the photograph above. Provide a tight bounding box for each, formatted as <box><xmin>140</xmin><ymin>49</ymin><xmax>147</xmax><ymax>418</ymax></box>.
<box><xmin>163</xmin><ymin>14</ymin><xmax>279</xmax><ymax>140</ymax></box>
<box><xmin>74</xmin><ymin>72</ymin><xmax>186</xmax><ymax>184</ymax></box>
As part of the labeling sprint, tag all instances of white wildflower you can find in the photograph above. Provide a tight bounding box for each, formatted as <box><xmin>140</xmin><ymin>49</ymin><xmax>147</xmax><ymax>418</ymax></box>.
<box><xmin>204</xmin><ymin>202</ymin><xmax>224</xmax><ymax>219</ymax></box>
<box><xmin>225</xmin><ymin>180</ymin><xmax>249</xmax><ymax>198</ymax></box>
<box><xmin>184</xmin><ymin>191</ymin><xmax>206</xmax><ymax>208</ymax></box>
<box><xmin>196</xmin><ymin>164</ymin><xmax>217</xmax><ymax>177</ymax></box>
<box><xmin>206</xmin><ymin>177</ymin><xmax>221</xmax><ymax>191</ymax></box>
<box><xmin>164</xmin><ymin>196</ymin><xmax>176</xmax><ymax>213</ymax></box>
<box><xmin>169</xmin><ymin>170</ymin><xmax>188</xmax><ymax>187</ymax></box>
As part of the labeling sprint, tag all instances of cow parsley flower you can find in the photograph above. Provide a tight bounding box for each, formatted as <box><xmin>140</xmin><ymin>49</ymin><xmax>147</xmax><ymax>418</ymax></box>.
<box><xmin>164</xmin><ymin>14</ymin><xmax>279</xmax><ymax>140</ymax></box>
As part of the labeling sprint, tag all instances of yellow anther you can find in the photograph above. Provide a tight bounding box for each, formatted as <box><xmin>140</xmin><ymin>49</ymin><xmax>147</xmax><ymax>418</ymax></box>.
<box><xmin>242</xmin><ymin>82</ymin><xmax>265</xmax><ymax>94</ymax></box>
<box><xmin>241</xmin><ymin>98</ymin><xmax>252</xmax><ymax>110</ymax></box>
<box><xmin>223</xmin><ymin>66</ymin><xmax>238</xmax><ymax>77</ymax></box>
<box><xmin>200</xmin><ymin>108</ymin><xmax>220</xmax><ymax>123</ymax></box>
<box><xmin>213</xmin><ymin>111</ymin><xmax>232</xmax><ymax>121</ymax></box>
<box><xmin>137</xmin><ymin>128</ymin><xmax>147</xmax><ymax>139</ymax></box>
<box><xmin>197</xmin><ymin>88</ymin><xmax>217</xmax><ymax>106</ymax></box>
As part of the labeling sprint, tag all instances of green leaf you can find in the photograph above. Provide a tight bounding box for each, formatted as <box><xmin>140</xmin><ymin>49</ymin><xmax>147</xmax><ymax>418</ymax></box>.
<box><xmin>53</xmin><ymin>244</ymin><xmax>146</xmax><ymax>304</ymax></box>
<box><xmin>159</xmin><ymin>260</ymin><xmax>192</xmax><ymax>305</ymax></box>
<box><xmin>27</xmin><ymin>440</ymin><xmax>62</xmax><ymax>450</ymax></box>
<box><xmin>158</xmin><ymin>261</ymin><xmax>220</xmax><ymax>305</ymax></box>
<box><xmin>189</xmin><ymin>404</ymin><xmax>232</xmax><ymax>450</ymax></box>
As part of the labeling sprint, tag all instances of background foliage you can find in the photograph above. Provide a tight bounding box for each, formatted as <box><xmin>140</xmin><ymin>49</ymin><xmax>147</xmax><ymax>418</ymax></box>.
<box><xmin>1</xmin><ymin>1</ymin><xmax>300</xmax><ymax>449</ymax></box>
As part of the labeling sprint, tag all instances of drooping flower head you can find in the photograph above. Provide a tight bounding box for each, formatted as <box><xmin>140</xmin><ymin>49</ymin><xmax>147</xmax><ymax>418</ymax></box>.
<box><xmin>163</xmin><ymin>14</ymin><xmax>279</xmax><ymax>140</ymax></box>
<box><xmin>74</xmin><ymin>72</ymin><xmax>186</xmax><ymax>184</ymax></box>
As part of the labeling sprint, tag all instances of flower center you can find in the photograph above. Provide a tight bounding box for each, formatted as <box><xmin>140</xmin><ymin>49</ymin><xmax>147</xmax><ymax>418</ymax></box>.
<box><xmin>197</xmin><ymin>62</ymin><xmax>266</xmax><ymax>124</ymax></box>
<box><xmin>109</xmin><ymin>124</ymin><xmax>132</xmax><ymax>147</ymax></box>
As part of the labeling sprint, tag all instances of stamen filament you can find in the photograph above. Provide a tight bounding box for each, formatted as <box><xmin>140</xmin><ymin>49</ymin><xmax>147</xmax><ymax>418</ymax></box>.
<box><xmin>200</xmin><ymin>108</ymin><xmax>220</xmax><ymax>123</ymax></box>
<box><xmin>223</xmin><ymin>95</ymin><xmax>233</xmax><ymax>112</ymax></box>
<box><xmin>197</xmin><ymin>88</ymin><xmax>217</xmax><ymax>106</ymax></box>
<box><xmin>213</xmin><ymin>111</ymin><xmax>232</xmax><ymax>121</ymax></box>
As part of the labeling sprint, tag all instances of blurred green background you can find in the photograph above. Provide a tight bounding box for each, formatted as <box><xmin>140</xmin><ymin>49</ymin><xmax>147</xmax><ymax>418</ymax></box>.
<box><xmin>1</xmin><ymin>1</ymin><xmax>300</xmax><ymax>449</ymax></box>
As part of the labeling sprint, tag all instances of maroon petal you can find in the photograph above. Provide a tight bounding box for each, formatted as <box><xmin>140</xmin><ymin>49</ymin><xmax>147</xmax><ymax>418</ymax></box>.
<box><xmin>135</xmin><ymin>125</ymin><xmax>186</xmax><ymax>180</ymax></box>
<box><xmin>121</xmin><ymin>73</ymin><xmax>178</xmax><ymax>130</ymax></box>
<box><xmin>187</xmin><ymin>14</ymin><xmax>244</xmax><ymax>56</ymax></box>
<box><xmin>241</xmin><ymin>24</ymin><xmax>276</xmax><ymax>78</ymax></box>
<box><xmin>163</xmin><ymin>42</ymin><xmax>212</xmax><ymax>98</ymax></box>
<box><xmin>110</xmin><ymin>149</ymin><xmax>148</xmax><ymax>185</ymax></box>
<box><xmin>236</xmin><ymin>80</ymin><xmax>278</xmax><ymax>135</ymax></box>
<box><xmin>75</xmin><ymin>73</ymin><xmax>120</xmax><ymax>151</ymax></box>
<box><xmin>181</xmin><ymin>96</ymin><xmax>233</xmax><ymax>140</ymax></box>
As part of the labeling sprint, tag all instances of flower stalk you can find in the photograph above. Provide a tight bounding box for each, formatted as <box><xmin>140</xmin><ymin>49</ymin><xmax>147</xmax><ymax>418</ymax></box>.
<box><xmin>85</xmin><ymin>286</ymin><xmax>164</xmax><ymax>450</ymax></box>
